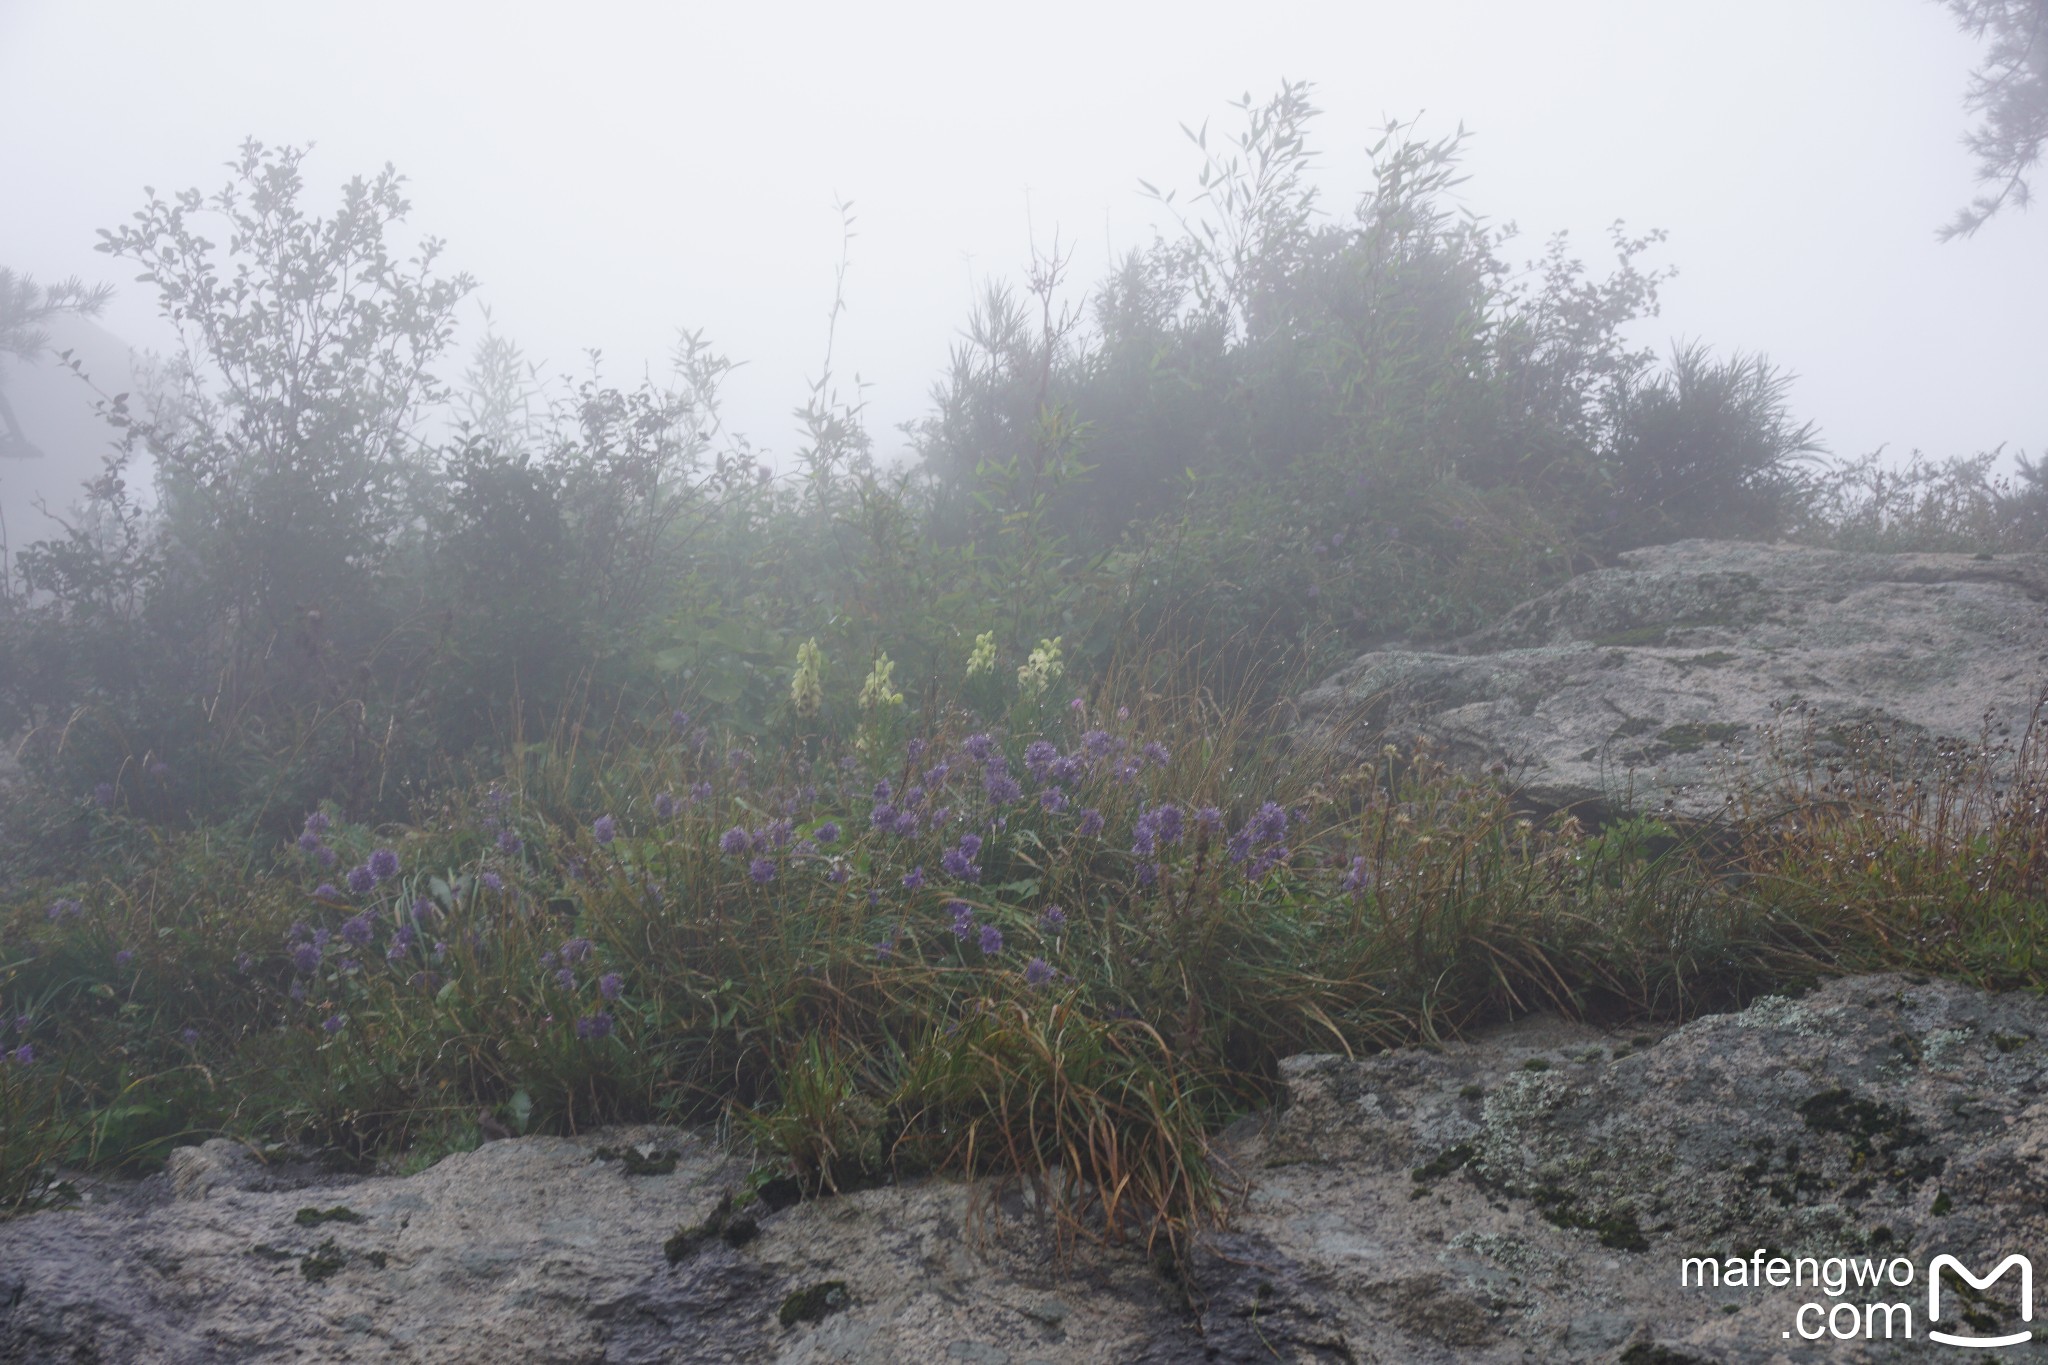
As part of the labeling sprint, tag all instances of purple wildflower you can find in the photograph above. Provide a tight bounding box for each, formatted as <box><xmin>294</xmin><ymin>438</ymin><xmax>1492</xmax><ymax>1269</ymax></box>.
<box><xmin>235</xmin><ymin>952</ymin><xmax>254</xmax><ymax>973</ymax></box>
<box><xmin>689</xmin><ymin>780</ymin><xmax>714</xmax><ymax>803</ymax></box>
<box><xmin>1077</xmin><ymin>808</ymin><xmax>1105</xmax><ymax>838</ymax></box>
<box><xmin>749</xmin><ymin>857</ymin><xmax>776</xmax><ymax>884</ymax></box>
<box><xmin>346</xmin><ymin>865</ymin><xmax>375</xmax><ymax>895</ymax></box>
<box><xmin>46</xmin><ymin>898</ymin><xmax>81</xmax><ymax>921</ymax></box>
<box><xmin>654</xmin><ymin>791</ymin><xmax>678</xmax><ymax>819</ymax></box>
<box><xmin>576</xmin><ymin>1012</ymin><xmax>614</xmax><ymax>1041</ymax></box>
<box><xmin>874</xmin><ymin>939</ymin><xmax>894</xmax><ymax>960</ymax></box>
<box><xmin>906</xmin><ymin>738</ymin><xmax>928</xmax><ymax>762</ymax></box>
<box><xmin>180</xmin><ymin>1026</ymin><xmax>200</xmax><ymax>1046</ymax></box>
<box><xmin>978</xmin><ymin>924</ymin><xmax>1004</xmax><ymax>956</ymax></box>
<box><xmin>1025</xmin><ymin>957</ymin><xmax>1054</xmax><ymax>988</ymax></box>
<box><xmin>1143</xmin><ymin>741</ymin><xmax>1171</xmax><ymax>768</ymax></box>
<box><xmin>670</xmin><ymin>709</ymin><xmax>691</xmax><ymax>731</ymax></box>
<box><xmin>560</xmin><ymin>937</ymin><xmax>594</xmax><ymax>964</ymax></box>
<box><xmin>873</xmin><ymin>778</ymin><xmax>893</xmax><ymax>802</ymax></box>
<box><xmin>892</xmin><ymin>810</ymin><xmax>920</xmax><ymax>838</ymax></box>
<box><xmin>940</xmin><ymin>847</ymin><xmax>981</xmax><ymax>883</ymax></box>
<box><xmin>1040</xmin><ymin>788</ymin><xmax>1069</xmax><ymax>814</ymax></box>
<box><xmin>826</xmin><ymin>860</ymin><xmax>851</xmax><ymax>884</ymax></box>
<box><xmin>1081</xmin><ymin>730</ymin><xmax>1115</xmax><ymax>758</ymax></box>
<box><xmin>480</xmin><ymin>871</ymin><xmax>504</xmax><ymax>893</ymax></box>
<box><xmin>719</xmin><ymin>826</ymin><xmax>751</xmax><ymax>856</ymax></box>
<box><xmin>296</xmin><ymin>830</ymin><xmax>323</xmax><ymax>853</ymax></box>
<box><xmin>593</xmin><ymin>815</ymin><xmax>616</xmax><ymax>845</ymax></box>
<box><xmin>8</xmin><ymin>1044</ymin><xmax>33</xmax><ymax>1065</ymax></box>
<box><xmin>902</xmin><ymin>866</ymin><xmax>926</xmax><ymax>891</ymax></box>
<box><xmin>113</xmin><ymin>949</ymin><xmax>134</xmax><ymax>969</ymax></box>
<box><xmin>815</xmin><ymin>821</ymin><xmax>841</xmax><ymax>844</ymax></box>
<box><xmin>1196</xmin><ymin>806</ymin><xmax>1224</xmax><ymax>831</ymax></box>
<box><xmin>555</xmin><ymin>967</ymin><xmax>576</xmax><ymax>990</ymax></box>
<box><xmin>368</xmin><ymin>848</ymin><xmax>400</xmax><ymax>882</ymax></box>
<box><xmin>497</xmin><ymin>828</ymin><xmax>522</xmax><ymax>855</ymax></box>
<box><xmin>984</xmin><ymin>770</ymin><xmax>1023</xmax><ymax>805</ymax></box>
<box><xmin>305</xmin><ymin>810</ymin><xmax>331</xmax><ymax>836</ymax></box>
<box><xmin>924</xmin><ymin>761</ymin><xmax>950</xmax><ymax>786</ymax></box>
<box><xmin>1248</xmin><ymin>846</ymin><xmax>1290</xmax><ymax>880</ymax></box>
<box><xmin>948</xmin><ymin>901</ymin><xmax>976</xmax><ymax>940</ymax></box>
<box><xmin>964</xmin><ymin>733</ymin><xmax>996</xmax><ymax>763</ymax></box>
<box><xmin>1023</xmin><ymin>741</ymin><xmax>1059</xmax><ymax>781</ymax></box>
<box><xmin>322</xmin><ymin>1015</ymin><xmax>346</xmax><ymax>1035</ymax></box>
<box><xmin>599</xmin><ymin>972</ymin><xmax>623</xmax><ymax>1001</ymax></box>
<box><xmin>1342</xmin><ymin>857</ymin><xmax>1375</xmax><ymax>895</ymax></box>
<box><xmin>341</xmin><ymin>914</ymin><xmax>375</xmax><ymax>947</ymax></box>
<box><xmin>870</xmin><ymin>802</ymin><xmax>898</xmax><ymax>831</ymax></box>
<box><xmin>1039</xmin><ymin>905</ymin><xmax>1067</xmax><ymax>931</ymax></box>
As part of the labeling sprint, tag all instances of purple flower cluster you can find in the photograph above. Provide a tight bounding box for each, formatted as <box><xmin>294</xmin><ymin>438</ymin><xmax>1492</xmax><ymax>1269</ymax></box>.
<box><xmin>1227</xmin><ymin>802</ymin><xmax>1292</xmax><ymax>878</ymax></box>
<box><xmin>940</xmin><ymin>833</ymin><xmax>982</xmax><ymax>883</ymax></box>
<box><xmin>1341</xmin><ymin>856</ymin><xmax>1375</xmax><ymax>895</ymax></box>
<box><xmin>369</xmin><ymin>848</ymin><xmax>400</xmax><ymax>882</ymax></box>
<box><xmin>593</xmin><ymin>815</ymin><xmax>617</xmax><ymax>845</ymax></box>
<box><xmin>576</xmin><ymin>1012</ymin><xmax>614</xmax><ymax>1041</ymax></box>
<box><xmin>1025</xmin><ymin>956</ymin><xmax>1054</xmax><ymax>987</ymax></box>
<box><xmin>1130</xmin><ymin>803</ymin><xmax>1185</xmax><ymax>858</ymax></box>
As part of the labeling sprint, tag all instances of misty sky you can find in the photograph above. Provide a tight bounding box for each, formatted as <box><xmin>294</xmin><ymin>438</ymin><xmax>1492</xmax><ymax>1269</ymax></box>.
<box><xmin>2</xmin><ymin>0</ymin><xmax>2041</xmax><ymax>472</ymax></box>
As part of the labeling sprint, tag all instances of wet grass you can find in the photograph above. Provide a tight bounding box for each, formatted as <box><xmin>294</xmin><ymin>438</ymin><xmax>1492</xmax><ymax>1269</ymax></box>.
<box><xmin>4</xmin><ymin>682</ymin><xmax>2045</xmax><ymax>1251</ymax></box>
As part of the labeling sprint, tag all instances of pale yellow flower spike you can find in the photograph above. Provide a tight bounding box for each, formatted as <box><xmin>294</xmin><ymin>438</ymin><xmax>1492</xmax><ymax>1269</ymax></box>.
<box><xmin>1017</xmin><ymin>636</ymin><xmax>1064</xmax><ymax>698</ymax></box>
<box><xmin>791</xmin><ymin>638</ymin><xmax>825</xmax><ymax>717</ymax></box>
<box><xmin>966</xmin><ymin>631</ymin><xmax>997</xmax><ymax>679</ymax></box>
<box><xmin>858</xmin><ymin>653</ymin><xmax>904</xmax><ymax>712</ymax></box>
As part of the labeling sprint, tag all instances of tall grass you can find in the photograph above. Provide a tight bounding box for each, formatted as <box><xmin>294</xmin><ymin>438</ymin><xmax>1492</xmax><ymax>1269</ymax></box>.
<box><xmin>4</xmin><ymin>677</ymin><xmax>2046</xmax><ymax>1247</ymax></box>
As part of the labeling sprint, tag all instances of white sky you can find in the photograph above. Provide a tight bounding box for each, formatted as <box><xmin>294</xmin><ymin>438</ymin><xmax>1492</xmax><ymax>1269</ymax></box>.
<box><xmin>2</xmin><ymin>0</ymin><xmax>2041</xmax><ymax>470</ymax></box>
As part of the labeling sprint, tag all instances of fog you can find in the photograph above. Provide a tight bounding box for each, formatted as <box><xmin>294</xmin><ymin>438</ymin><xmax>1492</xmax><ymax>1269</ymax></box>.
<box><xmin>1</xmin><ymin>0</ymin><xmax>2040</xmax><ymax>470</ymax></box>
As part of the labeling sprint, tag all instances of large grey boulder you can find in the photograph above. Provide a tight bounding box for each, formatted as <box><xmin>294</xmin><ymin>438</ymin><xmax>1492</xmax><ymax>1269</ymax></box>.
<box><xmin>6</xmin><ymin>975</ymin><xmax>2048</xmax><ymax>1360</ymax></box>
<box><xmin>1295</xmin><ymin>540</ymin><xmax>2048</xmax><ymax>820</ymax></box>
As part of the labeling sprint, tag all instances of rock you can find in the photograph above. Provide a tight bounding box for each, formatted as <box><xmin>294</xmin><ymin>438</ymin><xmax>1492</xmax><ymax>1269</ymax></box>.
<box><xmin>0</xmin><ymin>1124</ymin><xmax>1195</xmax><ymax>1363</ymax></box>
<box><xmin>9</xmin><ymin>977</ymin><xmax>2048</xmax><ymax>1359</ymax></box>
<box><xmin>1294</xmin><ymin>540</ymin><xmax>2048</xmax><ymax>820</ymax></box>
<box><xmin>1227</xmin><ymin>973</ymin><xmax>2048</xmax><ymax>1360</ymax></box>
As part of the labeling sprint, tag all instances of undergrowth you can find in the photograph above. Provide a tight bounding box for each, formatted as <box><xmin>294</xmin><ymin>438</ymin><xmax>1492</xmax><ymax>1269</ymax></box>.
<box><xmin>6</xmin><ymin>669</ymin><xmax>2045</xmax><ymax>1251</ymax></box>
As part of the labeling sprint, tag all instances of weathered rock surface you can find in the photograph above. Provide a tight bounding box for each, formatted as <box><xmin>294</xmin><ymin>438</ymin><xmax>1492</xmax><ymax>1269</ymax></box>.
<box><xmin>1295</xmin><ymin>540</ymin><xmax>2048</xmax><ymax>819</ymax></box>
<box><xmin>8</xmin><ymin>975</ymin><xmax>2048</xmax><ymax>1360</ymax></box>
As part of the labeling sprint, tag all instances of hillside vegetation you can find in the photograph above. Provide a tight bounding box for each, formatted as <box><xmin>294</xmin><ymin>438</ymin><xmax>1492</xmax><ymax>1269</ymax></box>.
<box><xmin>2</xmin><ymin>87</ymin><xmax>2043</xmax><ymax>1236</ymax></box>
